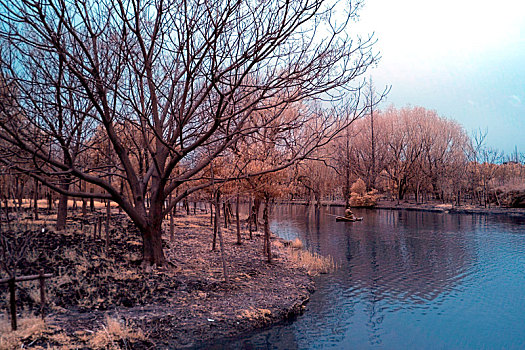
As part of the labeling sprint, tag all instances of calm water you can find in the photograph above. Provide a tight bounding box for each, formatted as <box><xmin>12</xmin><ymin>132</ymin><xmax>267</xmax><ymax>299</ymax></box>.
<box><xmin>215</xmin><ymin>205</ymin><xmax>525</xmax><ymax>349</ymax></box>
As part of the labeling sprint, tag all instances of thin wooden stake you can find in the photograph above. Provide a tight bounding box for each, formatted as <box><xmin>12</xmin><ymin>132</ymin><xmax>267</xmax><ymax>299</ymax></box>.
<box><xmin>33</xmin><ymin>178</ymin><xmax>39</xmax><ymax>220</ymax></box>
<box><xmin>98</xmin><ymin>216</ymin><xmax>102</xmax><ymax>239</ymax></box>
<box><xmin>215</xmin><ymin>192</ymin><xmax>229</xmax><ymax>282</ymax></box>
<box><xmin>170</xmin><ymin>200</ymin><xmax>175</xmax><ymax>242</ymax></box>
<box><xmin>236</xmin><ymin>193</ymin><xmax>241</xmax><ymax>245</ymax></box>
<box><xmin>106</xmin><ymin>200</ymin><xmax>110</xmax><ymax>251</ymax></box>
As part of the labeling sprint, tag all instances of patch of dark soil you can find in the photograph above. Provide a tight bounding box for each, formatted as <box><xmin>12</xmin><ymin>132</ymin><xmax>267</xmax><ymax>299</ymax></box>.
<box><xmin>1</xmin><ymin>213</ymin><xmax>181</xmax><ymax>313</ymax></box>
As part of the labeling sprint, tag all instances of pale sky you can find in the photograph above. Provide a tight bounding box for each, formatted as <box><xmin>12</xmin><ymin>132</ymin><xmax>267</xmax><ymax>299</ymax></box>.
<box><xmin>355</xmin><ymin>0</ymin><xmax>525</xmax><ymax>155</ymax></box>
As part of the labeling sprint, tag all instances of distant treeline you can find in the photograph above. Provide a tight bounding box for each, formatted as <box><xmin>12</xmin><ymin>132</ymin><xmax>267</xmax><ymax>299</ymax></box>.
<box><xmin>292</xmin><ymin>106</ymin><xmax>525</xmax><ymax>208</ymax></box>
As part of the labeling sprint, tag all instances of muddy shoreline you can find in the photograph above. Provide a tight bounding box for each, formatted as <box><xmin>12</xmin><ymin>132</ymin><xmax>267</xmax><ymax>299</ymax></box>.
<box><xmin>0</xmin><ymin>211</ymin><xmax>315</xmax><ymax>349</ymax></box>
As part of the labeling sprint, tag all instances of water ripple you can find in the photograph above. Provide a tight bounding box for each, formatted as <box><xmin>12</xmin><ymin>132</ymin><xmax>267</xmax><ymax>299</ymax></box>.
<box><xmin>216</xmin><ymin>206</ymin><xmax>525</xmax><ymax>349</ymax></box>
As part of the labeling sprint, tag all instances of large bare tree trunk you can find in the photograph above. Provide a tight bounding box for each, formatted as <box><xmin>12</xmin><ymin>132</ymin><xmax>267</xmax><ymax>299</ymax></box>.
<box><xmin>398</xmin><ymin>178</ymin><xmax>407</xmax><ymax>201</ymax></box>
<box><xmin>140</xmin><ymin>187</ymin><xmax>167</xmax><ymax>265</ymax></box>
<box><xmin>56</xmin><ymin>192</ymin><xmax>68</xmax><ymax>230</ymax></box>
<box><xmin>141</xmin><ymin>223</ymin><xmax>166</xmax><ymax>266</ymax></box>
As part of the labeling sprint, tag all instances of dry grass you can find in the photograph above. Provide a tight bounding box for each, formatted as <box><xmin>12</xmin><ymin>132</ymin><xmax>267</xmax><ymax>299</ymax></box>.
<box><xmin>0</xmin><ymin>315</ymin><xmax>47</xmax><ymax>350</ymax></box>
<box><xmin>238</xmin><ymin>307</ymin><xmax>272</xmax><ymax>322</ymax></box>
<box><xmin>89</xmin><ymin>316</ymin><xmax>145</xmax><ymax>350</ymax></box>
<box><xmin>286</xmin><ymin>239</ymin><xmax>336</xmax><ymax>276</ymax></box>
<box><xmin>290</xmin><ymin>238</ymin><xmax>303</xmax><ymax>249</ymax></box>
<box><xmin>0</xmin><ymin>314</ymin><xmax>144</xmax><ymax>349</ymax></box>
<box><xmin>4</xmin><ymin>199</ymin><xmax>119</xmax><ymax>210</ymax></box>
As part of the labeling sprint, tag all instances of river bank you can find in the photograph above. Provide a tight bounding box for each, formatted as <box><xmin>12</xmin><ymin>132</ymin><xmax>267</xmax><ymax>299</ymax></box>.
<box><xmin>374</xmin><ymin>201</ymin><xmax>525</xmax><ymax>218</ymax></box>
<box><xmin>278</xmin><ymin>200</ymin><xmax>525</xmax><ymax>218</ymax></box>
<box><xmin>0</xmin><ymin>211</ymin><xmax>315</xmax><ymax>349</ymax></box>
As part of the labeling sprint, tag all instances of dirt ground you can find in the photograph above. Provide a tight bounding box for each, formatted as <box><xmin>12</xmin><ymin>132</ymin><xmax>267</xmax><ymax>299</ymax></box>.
<box><xmin>0</xmin><ymin>208</ymin><xmax>314</xmax><ymax>349</ymax></box>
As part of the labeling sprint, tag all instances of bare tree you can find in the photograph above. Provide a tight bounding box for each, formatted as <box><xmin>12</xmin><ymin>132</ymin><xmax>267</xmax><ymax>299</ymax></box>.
<box><xmin>0</xmin><ymin>0</ymin><xmax>378</xmax><ymax>265</ymax></box>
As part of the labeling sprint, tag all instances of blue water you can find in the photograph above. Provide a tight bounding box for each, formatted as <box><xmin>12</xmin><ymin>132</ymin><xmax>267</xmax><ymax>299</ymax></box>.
<box><xmin>219</xmin><ymin>205</ymin><xmax>525</xmax><ymax>349</ymax></box>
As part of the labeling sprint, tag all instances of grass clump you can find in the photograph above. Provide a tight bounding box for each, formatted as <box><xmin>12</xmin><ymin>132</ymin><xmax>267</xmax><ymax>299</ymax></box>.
<box><xmin>290</xmin><ymin>238</ymin><xmax>303</xmax><ymax>249</ymax></box>
<box><xmin>0</xmin><ymin>314</ymin><xmax>146</xmax><ymax>349</ymax></box>
<box><xmin>286</xmin><ymin>239</ymin><xmax>336</xmax><ymax>276</ymax></box>
<box><xmin>238</xmin><ymin>307</ymin><xmax>272</xmax><ymax>322</ymax></box>
<box><xmin>0</xmin><ymin>315</ymin><xmax>47</xmax><ymax>350</ymax></box>
<box><xmin>89</xmin><ymin>316</ymin><xmax>145</xmax><ymax>349</ymax></box>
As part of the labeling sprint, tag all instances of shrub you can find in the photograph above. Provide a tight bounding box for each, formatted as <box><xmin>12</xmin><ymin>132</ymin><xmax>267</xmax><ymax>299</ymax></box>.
<box><xmin>89</xmin><ymin>316</ymin><xmax>145</xmax><ymax>350</ymax></box>
<box><xmin>349</xmin><ymin>188</ymin><xmax>378</xmax><ymax>208</ymax></box>
<box><xmin>350</xmin><ymin>178</ymin><xmax>366</xmax><ymax>196</ymax></box>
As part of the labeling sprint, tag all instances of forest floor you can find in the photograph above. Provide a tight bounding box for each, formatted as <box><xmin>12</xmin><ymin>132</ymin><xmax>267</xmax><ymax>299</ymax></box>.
<box><xmin>0</xmin><ymin>208</ymin><xmax>315</xmax><ymax>349</ymax></box>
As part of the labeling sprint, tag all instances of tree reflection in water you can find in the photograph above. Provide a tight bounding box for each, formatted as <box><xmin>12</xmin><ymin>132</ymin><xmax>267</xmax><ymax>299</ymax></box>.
<box><xmin>210</xmin><ymin>205</ymin><xmax>525</xmax><ymax>349</ymax></box>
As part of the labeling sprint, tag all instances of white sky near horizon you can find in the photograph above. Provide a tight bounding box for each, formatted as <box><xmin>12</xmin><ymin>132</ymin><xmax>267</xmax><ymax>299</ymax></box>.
<box><xmin>353</xmin><ymin>0</ymin><xmax>525</xmax><ymax>154</ymax></box>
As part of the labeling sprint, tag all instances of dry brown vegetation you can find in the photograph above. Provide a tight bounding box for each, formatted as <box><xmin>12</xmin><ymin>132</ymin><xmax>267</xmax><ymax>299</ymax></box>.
<box><xmin>278</xmin><ymin>238</ymin><xmax>337</xmax><ymax>276</ymax></box>
<box><xmin>0</xmin><ymin>314</ymin><xmax>146</xmax><ymax>350</ymax></box>
<box><xmin>287</xmin><ymin>249</ymin><xmax>337</xmax><ymax>277</ymax></box>
<box><xmin>89</xmin><ymin>316</ymin><xmax>146</xmax><ymax>350</ymax></box>
<box><xmin>0</xmin><ymin>315</ymin><xmax>47</xmax><ymax>350</ymax></box>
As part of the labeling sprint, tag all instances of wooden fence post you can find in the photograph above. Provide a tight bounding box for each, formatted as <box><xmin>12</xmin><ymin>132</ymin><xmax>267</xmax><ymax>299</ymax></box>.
<box><xmin>1</xmin><ymin>273</ymin><xmax>53</xmax><ymax>330</ymax></box>
<box><xmin>8</xmin><ymin>277</ymin><xmax>17</xmax><ymax>330</ymax></box>
<box><xmin>39</xmin><ymin>270</ymin><xmax>46</xmax><ymax>319</ymax></box>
